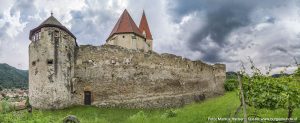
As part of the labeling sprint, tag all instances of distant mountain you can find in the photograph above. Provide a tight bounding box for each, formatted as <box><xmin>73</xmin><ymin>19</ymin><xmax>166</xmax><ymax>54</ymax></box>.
<box><xmin>0</xmin><ymin>63</ymin><xmax>28</xmax><ymax>89</ymax></box>
<box><xmin>271</xmin><ymin>73</ymin><xmax>290</xmax><ymax>78</ymax></box>
<box><xmin>226</xmin><ymin>71</ymin><xmax>291</xmax><ymax>79</ymax></box>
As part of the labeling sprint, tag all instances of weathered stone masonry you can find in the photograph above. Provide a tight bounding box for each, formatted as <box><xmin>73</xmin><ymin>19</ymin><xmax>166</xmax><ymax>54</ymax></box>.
<box><xmin>29</xmin><ymin>26</ymin><xmax>76</xmax><ymax>109</ymax></box>
<box><xmin>72</xmin><ymin>45</ymin><xmax>225</xmax><ymax>108</ymax></box>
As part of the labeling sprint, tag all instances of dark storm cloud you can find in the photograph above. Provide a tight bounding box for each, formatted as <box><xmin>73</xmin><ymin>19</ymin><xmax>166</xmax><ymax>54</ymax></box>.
<box><xmin>168</xmin><ymin>0</ymin><xmax>286</xmax><ymax>63</ymax></box>
<box><xmin>271</xmin><ymin>45</ymin><xmax>299</xmax><ymax>62</ymax></box>
<box><xmin>69</xmin><ymin>1</ymin><xmax>118</xmax><ymax>45</ymax></box>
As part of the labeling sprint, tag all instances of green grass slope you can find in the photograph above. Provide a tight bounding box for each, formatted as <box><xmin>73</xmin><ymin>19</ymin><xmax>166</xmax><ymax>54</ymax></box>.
<box><xmin>1</xmin><ymin>92</ymin><xmax>299</xmax><ymax>123</ymax></box>
<box><xmin>0</xmin><ymin>63</ymin><xmax>28</xmax><ymax>89</ymax></box>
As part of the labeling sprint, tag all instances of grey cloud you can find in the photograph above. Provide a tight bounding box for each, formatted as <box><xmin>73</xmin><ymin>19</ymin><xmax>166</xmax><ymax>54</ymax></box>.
<box><xmin>266</xmin><ymin>16</ymin><xmax>276</xmax><ymax>23</ymax></box>
<box><xmin>0</xmin><ymin>22</ymin><xmax>9</xmax><ymax>38</ymax></box>
<box><xmin>189</xmin><ymin>5</ymin><xmax>251</xmax><ymax>62</ymax></box>
<box><xmin>273</xmin><ymin>46</ymin><xmax>288</xmax><ymax>54</ymax></box>
<box><xmin>271</xmin><ymin>44</ymin><xmax>300</xmax><ymax>60</ymax></box>
<box><xmin>290</xmin><ymin>44</ymin><xmax>300</xmax><ymax>49</ymax></box>
<box><xmin>69</xmin><ymin>1</ymin><xmax>120</xmax><ymax>45</ymax></box>
<box><xmin>10</xmin><ymin>0</ymin><xmax>37</xmax><ymax>21</ymax></box>
<box><xmin>168</xmin><ymin>0</ymin><xmax>288</xmax><ymax>63</ymax></box>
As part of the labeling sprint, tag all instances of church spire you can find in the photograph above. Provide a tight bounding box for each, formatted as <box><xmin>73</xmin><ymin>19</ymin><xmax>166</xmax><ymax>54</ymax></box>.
<box><xmin>139</xmin><ymin>10</ymin><xmax>152</xmax><ymax>40</ymax></box>
<box><xmin>107</xmin><ymin>9</ymin><xmax>143</xmax><ymax>41</ymax></box>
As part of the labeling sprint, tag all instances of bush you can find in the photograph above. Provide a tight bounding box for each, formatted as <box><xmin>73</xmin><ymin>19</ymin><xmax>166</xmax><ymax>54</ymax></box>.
<box><xmin>224</xmin><ymin>79</ymin><xmax>238</xmax><ymax>91</ymax></box>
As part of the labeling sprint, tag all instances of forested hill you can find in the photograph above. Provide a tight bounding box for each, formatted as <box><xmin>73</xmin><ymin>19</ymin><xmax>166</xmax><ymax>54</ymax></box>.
<box><xmin>0</xmin><ymin>63</ymin><xmax>28</xmax><ymax>89</ymax></box>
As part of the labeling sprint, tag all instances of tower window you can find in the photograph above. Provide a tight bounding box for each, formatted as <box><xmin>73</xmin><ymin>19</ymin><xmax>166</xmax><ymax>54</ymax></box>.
<box><xmin>123</xmin><ymin>36</ymin><xmax>125</xmax><ymax>38</ymax></box>
<box><xmin>132</xmin><ymin>36</ymin><xmax>136</xmax><ymax>39</ymax></box>
<box><xmin>47</xmin><ymin>59</ymin><xmax>53</xmax><ymax>65</ymax></box>
<box><xmin>35</xmin><ymin>33</ymin><xmax>38</xmax><ymax>41</ymax></box>
<box><xmin>38</xmin><ymin>31</ymin><xmax>41</xmax><ymax>39</ymax></box>
<box><xmin>32</xmin><ymin>61</ymin><xmax>36</xmax><ymax>66</ymax></box>
<box><xmin>54</xmin><ymin>30</ymin><xmax>59</xmax><ymax>37</ymax></box>
<box><xmin>37</xmin><ymin>32</ymin><xmax>40</xmax><ymax>40</ymax></box>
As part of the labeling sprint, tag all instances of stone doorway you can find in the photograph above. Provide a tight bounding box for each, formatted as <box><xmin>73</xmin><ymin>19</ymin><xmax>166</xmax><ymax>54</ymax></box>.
<box><xmin>84</xmin><ymin>91</ymin><xmax>91</xmax><ymax>105</ymax></box>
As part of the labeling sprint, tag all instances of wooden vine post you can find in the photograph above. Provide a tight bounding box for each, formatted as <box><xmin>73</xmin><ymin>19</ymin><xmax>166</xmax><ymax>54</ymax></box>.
<box><xmin>238</xmin><ymin>73</ymin><xmax>248</xmax><ymax>123</ymax></box>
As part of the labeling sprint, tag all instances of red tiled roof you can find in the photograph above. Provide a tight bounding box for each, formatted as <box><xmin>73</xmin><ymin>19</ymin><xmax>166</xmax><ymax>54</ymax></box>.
<box><xmin>139</xmin><ymin>11</ymin><xmax>153</xmax><ymax>40</ymax></box>
<box><xmin>107</xmin><ymin>9</ymin><xmax>144</xmax><ymax>41</ymax></box>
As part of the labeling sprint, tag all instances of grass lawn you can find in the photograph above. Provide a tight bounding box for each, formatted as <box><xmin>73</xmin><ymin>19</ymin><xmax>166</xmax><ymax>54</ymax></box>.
<box><xmin>0</xmin><ymin>91</ymin><xmax>299</xmax><ymax>123</ymax></box>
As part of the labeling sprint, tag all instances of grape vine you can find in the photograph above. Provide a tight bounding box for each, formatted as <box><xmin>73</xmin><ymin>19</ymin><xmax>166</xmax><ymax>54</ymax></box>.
<box><xmin>239</xmin><ymin>59</ymin><xmax>300</xmax><ymax>122</ymax></box>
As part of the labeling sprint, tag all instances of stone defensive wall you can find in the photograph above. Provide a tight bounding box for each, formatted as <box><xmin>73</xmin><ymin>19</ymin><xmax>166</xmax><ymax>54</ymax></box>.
<box><xmin>73</xmin><ymin>45</ymin><xmax>226</xmax><ymax>108</ymax></box>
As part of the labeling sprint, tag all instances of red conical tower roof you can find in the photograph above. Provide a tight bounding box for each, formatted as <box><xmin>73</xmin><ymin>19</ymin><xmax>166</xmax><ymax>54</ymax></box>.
<box><xmin>107</xmin><ymin>9</ymin><xmax>143</xmax><ymax>41</ymax></box>
<box><xmin>139</xmin><ymin>10</ymin><xmax>153</xmax><ymax>40</ymax></box>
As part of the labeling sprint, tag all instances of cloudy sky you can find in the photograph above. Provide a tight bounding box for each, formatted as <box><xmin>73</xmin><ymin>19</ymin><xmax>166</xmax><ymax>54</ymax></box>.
<box><xmin>0</xmin><ymin>0</ymin><xmax>300</xmax><ymax>73</ymax></box>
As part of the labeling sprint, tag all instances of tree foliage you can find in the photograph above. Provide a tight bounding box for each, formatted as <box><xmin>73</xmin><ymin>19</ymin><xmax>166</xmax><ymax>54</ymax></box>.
<box><xmin>224</xmin><ymin>72</ymin><xmax>239</xmax><ymax>91</ymax></box>
<box><xmin>224</xmin><ymin>79</ymin><xmax>238</xmax><ymax>91</ymax></box>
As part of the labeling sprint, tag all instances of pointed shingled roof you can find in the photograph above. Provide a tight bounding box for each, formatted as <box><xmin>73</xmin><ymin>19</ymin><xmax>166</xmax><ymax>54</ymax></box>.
<box><xmin>107</xmin><ymin>9</ymin><xmax>144</xmax><ymax>41</ymax></box>
<box><xmin>40</xmin><ymin>15</ymin><xmax>63</xmax><ymax>26</ymax></box>
<box><xmin>139</xmin><ymin>11</ymin><xmax>152</xmax><ymax>40</ymax></box>
<box><xmin>29</xmin><ymin>15</ymin><xmax>76</xmax><ymax>40</ymax></box>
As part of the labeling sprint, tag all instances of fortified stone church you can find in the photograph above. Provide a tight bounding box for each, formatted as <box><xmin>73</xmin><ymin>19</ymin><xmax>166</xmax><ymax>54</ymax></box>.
<box><xmin>29</xmin><ymin>9</ymin><xmax>226</xmax><ymax>109</ymax></box>
<box><xmin>106</xmin><ymin>10</ymin><xmax>153</xmax><ymax>51</ymax></box>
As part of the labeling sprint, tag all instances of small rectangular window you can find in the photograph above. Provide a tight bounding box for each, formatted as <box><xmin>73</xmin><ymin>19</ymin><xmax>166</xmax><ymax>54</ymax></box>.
<box><xmin>38</xmin><ymin>31</ymin><xmax>41</xmax><ymax>39</ymax></box>
<box><xmin>37</xmin><ymin>32</ymin><xmax>40</xmax><ymax>40</ymax></box>
<box><xmin>35</xmin><ymin>33</ymin><xmax>38</xmax><ymax>41</ymax></box>
<box><xmin>55</xmin><ymin>31</ymin><xmax>59</xmax><ymax>37</ymax></box>
<box><xmin>132</xmin><ymin>36</ymin><xmax>136</xmax><ymax>39</ymax></box>
<box><xmin>47</xmin><ymin>59</ymin><xmax>53</xmax><ymax>65</ymax></box>
<box><xmin>32</xmin><ymin>61</ymin><xmax>36</xmax><ymax>66</ymax></box>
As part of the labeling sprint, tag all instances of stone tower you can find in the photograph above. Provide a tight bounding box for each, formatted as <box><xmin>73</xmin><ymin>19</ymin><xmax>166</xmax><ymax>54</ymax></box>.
<box><xmin>106</xmin><ymin>9</ymin><xmax>150</xmax><ymax>51</ymax></box>
<box><xmin>139</xmin><ymin>10</ymin><xmax>153</xmax><ymax>50</ymax></box>
<box><xmin>28</xmin><ymin>14</ymin><xmax>77</xmax><ymax>109</ymax></box>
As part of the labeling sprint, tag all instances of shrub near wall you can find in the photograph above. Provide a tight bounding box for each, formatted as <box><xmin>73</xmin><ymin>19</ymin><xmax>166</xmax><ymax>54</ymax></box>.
<box><xmin>224</xmin><ymin>79</ymin><xmax>238</xmax><ymax>91</ymax></box>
